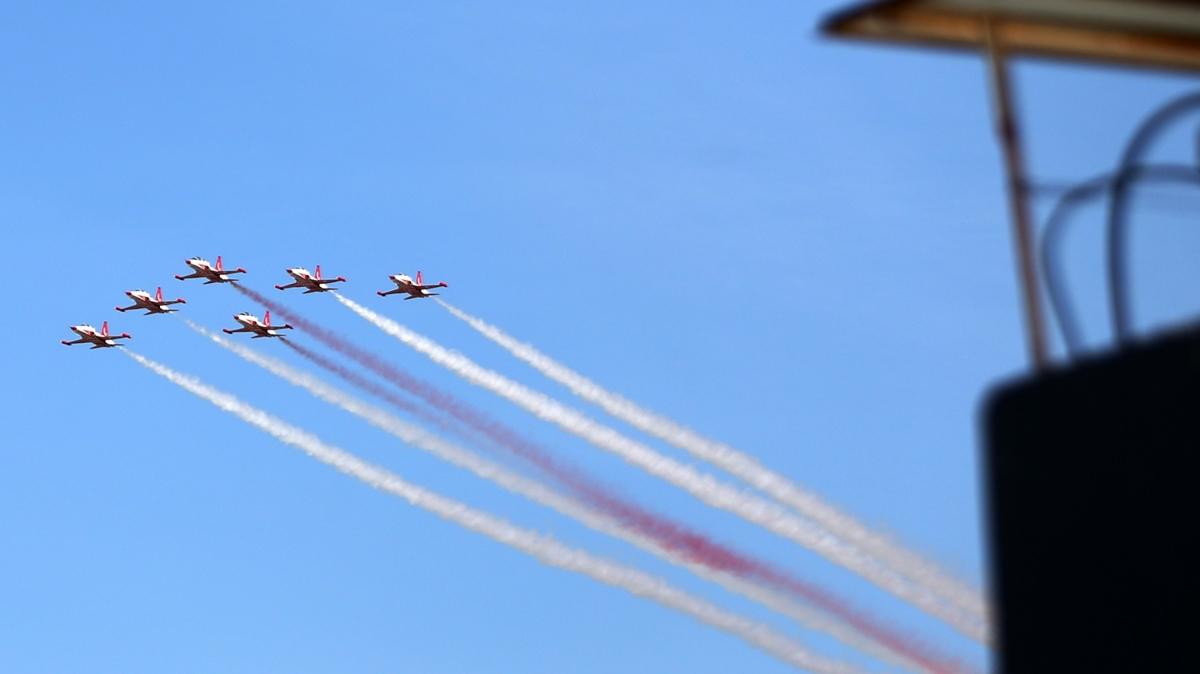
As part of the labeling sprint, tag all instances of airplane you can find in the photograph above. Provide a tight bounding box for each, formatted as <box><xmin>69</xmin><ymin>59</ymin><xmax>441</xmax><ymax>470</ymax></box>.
<box><xmin>377</xmin><ymin>271</ymin><xmax>448</xmax><ymax>300</ymax></box>
<box><xmin>115</xmin><ymin>287</ymin><xmax>187</xmax><ymax>315</ymax></box>
<box><xmin>61</xmin><ymin>321</ymin><xmax>131</xmax><ymax>349</ymax></box>
<box><xmin>222</xmin><ymin>311</ymin><xmax>294</xmax><ymax>339</ymax></box>
<box><xmin>275</xmin><ymin>265</ymin><xmax>347</xmax><ymax>293</ymax></box>
<box><xmin>175</xmin><ymin>256</ymin><xmax>247</xmax><ymax>284</ymax></box>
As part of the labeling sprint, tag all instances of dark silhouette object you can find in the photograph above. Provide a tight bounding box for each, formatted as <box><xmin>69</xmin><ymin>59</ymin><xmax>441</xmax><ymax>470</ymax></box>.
<box><xmin>1108</xmin><ymin>92</ymin><xmax>1200</xmax><ymax>344</ymax></box>
<box><xmin>1038</xmin><ymin>162</ymin><xmax>1200</xmax><ymax>357</ymax></box>
<box><xmin>983</xmin><ymin>324</ymin><xmax>1200</xmax><ymax>674</ymax></box>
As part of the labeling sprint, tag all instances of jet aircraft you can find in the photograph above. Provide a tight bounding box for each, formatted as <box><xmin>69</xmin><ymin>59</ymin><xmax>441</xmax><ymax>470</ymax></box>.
<box><xmin>175</xmin><ymin>256</ymin><xmax>247</xmax><ymax>284</ymax></box>
<box><xmin>222</xmin><ymin>311</ymin><xmax>294</xmax><ymax>339</ymax></box>
<box><xmin>61</xmin><ymin>321</ymin><xmax>131</xmax><ymax>349</ymax></box>
<box><xmin>275</xmin><ymin>265</ymin><xmax>346</xmax><ymax>294</ymax></box>
<box><xmin>115</xmin><ymin>287</ymin><xmax>186</xmax><ymax>314</ymax></box>
<box><xmin>377</xmin><ymin>271</ymin><xmax>448</xmax><ymax>300</ymax></box>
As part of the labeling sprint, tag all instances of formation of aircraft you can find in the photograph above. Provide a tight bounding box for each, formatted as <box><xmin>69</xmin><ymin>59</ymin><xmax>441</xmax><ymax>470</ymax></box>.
<box><xmin>64</xmin><ymin>255</ymin><xmax>450</xmax><ymax>349</ymax></box>
<box><xmin>223</xmin><ymin>311</ymin><xmax>293</xmax><ymax>339</ymax></box>
<box><xmin>116</xmin><ymin>287</ymin><xmax>187</xmax><ymax>315</ymax></box>
<box><xmin>175</xmin><ymin>256</ymin><xmax>247</xmax><ymax>284</ymax></box>
<box><xmin>275</xmin><ymin>265</ymin><xmax>347</xmax><ymax>294</ymax></box>
<box><xmin>377</xmin><ymin>271</ymin><xmax>448</xmax><ymax>300</ymax></box>
<box><xmin>60</xmin><ymin>321</ymin><xmax>132</xmax><ymax>349</ymax></box>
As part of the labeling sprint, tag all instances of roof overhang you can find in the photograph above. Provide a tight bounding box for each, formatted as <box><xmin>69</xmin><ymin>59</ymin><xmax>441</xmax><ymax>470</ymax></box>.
<box><xmin>822</xmin><ymin>0</ymin><xmax>1200</xmax><ymax>72</ymax></box>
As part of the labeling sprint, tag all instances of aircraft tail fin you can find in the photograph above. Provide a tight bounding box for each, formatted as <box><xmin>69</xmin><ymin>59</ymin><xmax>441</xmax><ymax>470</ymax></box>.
<box><xmin>101</xmin><ymin>321</ymin><xmax>110</xmax><ymax>337</ymax></box>
<box><xmin>216</xmin><ymin>255</ymin><xmax>224</xmax><ymax>271</ymax></box>
<box><xmin>264</xmin><ymin>310</ymin><xmax>271</xmax><ymax>327</ymax></box>
<box><xmin>416</xmin><ymin>270</ymin><xmax>424</xmax><ymax>285</ymax></box>
<box><xmin>155</xmin><ymin>287</ymin><xmax>163</xmax><ymax>302</ymax></box>
<box><xmin>315</xmin><ymin>264</ymin><xmax>322</xmax><ymax>280</ymax></box>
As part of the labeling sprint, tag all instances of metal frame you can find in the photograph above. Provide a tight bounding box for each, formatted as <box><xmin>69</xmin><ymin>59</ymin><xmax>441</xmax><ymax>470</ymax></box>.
<box><xmin>822</xmin><ymin>0</ymin><xmax>1200</xmax><ymax>368</ymax></box>
<box><xmin>983</xmin><ymin>20</ymin><xmax>1048</xmax><ymax>368</ymax></box>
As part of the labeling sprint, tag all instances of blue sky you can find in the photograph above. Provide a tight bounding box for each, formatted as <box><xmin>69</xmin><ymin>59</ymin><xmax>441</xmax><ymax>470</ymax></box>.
<box><xmin>4</xmin><ymin>2</ymin><xmax>1200</xmax><ymax>672</ymax></box>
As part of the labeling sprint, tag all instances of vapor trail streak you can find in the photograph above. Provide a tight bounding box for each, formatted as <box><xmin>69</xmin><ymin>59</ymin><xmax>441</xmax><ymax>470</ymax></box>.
<box><xmin>436</xmin><ymin>299</ymin><xmax>985</xmax><ymax>621</ymax></box>
<box><xmin>229</xmin><ymin>284</ymin><xmax>984</xmax><ymax>644</ymax></box>
<box><xmin>276</xmin><ymin>338</ymin><xmax>503</xmax><ymax>458</ymax></box>
<box><xmin>330</xmin><ymin>292</ymin><xmax>987</xmax><ymax>642</ymax></box>
<box><xmin>230</xmin><ymin>287</ymin><xmax>810</xmax><ymax>590</ymax></box>
<box><xmin>122</xmin><ymin>349</ymin><xmax>862</xmax><ymax>674</ymax></box>
<box><xmin>186</xmin><ymin>321</ymin><xmax>965</xmax><ymax>674</ymax></box>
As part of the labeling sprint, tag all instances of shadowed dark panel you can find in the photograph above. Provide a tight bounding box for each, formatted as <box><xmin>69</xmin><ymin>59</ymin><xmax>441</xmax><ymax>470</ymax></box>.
<box><xmin>983</xmin><ymin>324</ymin><xmax>1199</xmax><ymax>673</ymax></box>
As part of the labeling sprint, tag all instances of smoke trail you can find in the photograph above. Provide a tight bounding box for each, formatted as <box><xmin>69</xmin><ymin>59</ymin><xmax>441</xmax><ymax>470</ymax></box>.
<box><xmin>283</xmin><ymin>336</ymin><xmax>597</xmax><ymax>494</ymax></box>
<box><xmin>187</xmin><ymin>321</ymin><xmax>970</xmax><ymax>674</ymax></box>
<box><xmin>277</xmin><ymin>339</ymin><xmax>501</xmax><ymax>457</ymax></box>
<box><xmin>121</xmin><ymin>349</ymin><xmax>863</xmax><ymax>674</ymax></box>
<box><xmin>325</xmin><ymin>291</ymin><xmax>986</xmax><ymax>642</ymax></box>
<box><xmin>229</xmin><ymin>287</ymin><xmax>794</xmax><ymax>588</ymax></box>
<box><xmin>229</xmin><ymin>283</ymin><xmax>988</xmax><ymax>638</ymax></box>
<box><xmin>435</xmin><ymin>300</ymin><xmax>985</xmax><ymax>621</ymax></box>
<box><xmin>281</xmin><ymin>336</ymin><xmax>763</xmax><ymax>583</ymax></box>
<box><xmin>321</xmin><ymin>292</ymin><xmax>984</xmax><ymax>633</ymax></box>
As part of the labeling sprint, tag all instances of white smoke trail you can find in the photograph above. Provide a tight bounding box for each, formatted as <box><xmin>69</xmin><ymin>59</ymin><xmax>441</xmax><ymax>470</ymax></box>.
<box><xmin>435</xmin><ymin>300</ymin><xmax>985</xmax><ymax>621</ymax></box>
<box><xmin>185</xmin><ymin>321</ymin><xmax>942</xmax><ymax>674</ymax></box>
<box><xmin>122</xmin><ymin>348</ymin><xmax>862</xmax><ymax>674</ymax></box>
<box><xmin>333</xmin><ymin>293</ymin><xmax>988</xmax><ymax>643</ymax></box>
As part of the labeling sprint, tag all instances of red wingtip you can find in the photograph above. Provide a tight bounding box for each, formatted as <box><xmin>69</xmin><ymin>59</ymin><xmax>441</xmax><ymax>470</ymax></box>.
<box><xmin>440</xmin><ymin>281</ymin><xmax>448</xmax><ymax>287</ymax></box>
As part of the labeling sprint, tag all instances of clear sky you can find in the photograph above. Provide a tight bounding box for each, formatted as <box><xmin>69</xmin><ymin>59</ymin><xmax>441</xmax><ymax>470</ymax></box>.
<box><xmin>4</xmin><ymin>2</ymin><xmax>1200</xmax><ymax>673</ymax></box>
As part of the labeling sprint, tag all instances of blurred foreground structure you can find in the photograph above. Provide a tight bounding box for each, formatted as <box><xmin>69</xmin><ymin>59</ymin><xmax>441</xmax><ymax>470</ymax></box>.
<box><xmin>822</xmin><ymin>2</ymin><xmax>1200</xmax><ymax>672</ymax></box>
<box><xmin>983</xmin><ymin>325</ymin><xmax>1198</xmax><ymax>673</ymax></box>
<box><xmin>825</xmin><ymin>0</ymin><xmax>1200</xmax><ymax>369</ymax></box>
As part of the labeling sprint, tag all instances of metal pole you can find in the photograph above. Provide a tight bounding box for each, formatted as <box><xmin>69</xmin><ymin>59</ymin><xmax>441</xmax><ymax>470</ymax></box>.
<box><xmin>984</xmin><ymin>20</ymin><xmax>1049</xmax><ymax>370</ymax></box>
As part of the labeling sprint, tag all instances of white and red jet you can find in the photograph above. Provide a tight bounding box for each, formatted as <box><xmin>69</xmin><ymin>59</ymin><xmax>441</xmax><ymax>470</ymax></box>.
<box><xmin>223</xmin><ymin>311</ymin><xmax>294</xmax><ymax>339</ymax></box>
<box><xmin>61</xmin><ymin>321</ymin><xmax>132</xmax><ymax>349</ymax></box>
<box><xmin>377</xmin><ymin>271</ymin><xmax>448</xmax><ymax>300</ymax></box>
<box><xmin>175</xmin><ymin>256</ymin><xmax>247</xmax><ymax>284</ymax></box>
<box><xmin>115</xmin><ymin>287</ymin><xmax>187</xmax><ymax>315</ymax></box>
<box><xmin>275</xmin><ymin>265</ymin><xmax>346</xmax><ymax>294</ymax></box>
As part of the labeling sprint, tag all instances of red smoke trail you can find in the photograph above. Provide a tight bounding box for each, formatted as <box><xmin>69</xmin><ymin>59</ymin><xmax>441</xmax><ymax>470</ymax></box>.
<box><xmin>234</xmin><ymin>285</ymin><xmax>970</xmax><ymax>674</ymax></box>
<box><xmin>282</xmin><ymin>339</ymin><xmax>461</xmax><ymax>441</ymax></box>
<box><xmin>236</xmin><ymin>287</ymin><xmax>759</xmax><ymax>569</ymax></box>
<box><xmin>283</xmin><ymin>338</ymin><xmax>537</xmax><ymax>473</ymax></box>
